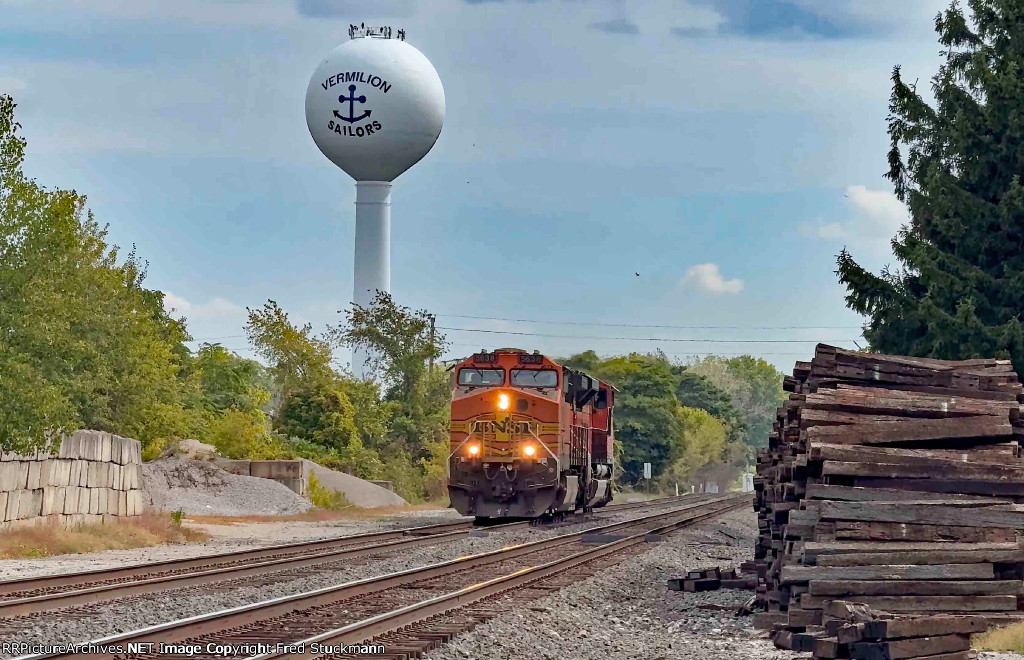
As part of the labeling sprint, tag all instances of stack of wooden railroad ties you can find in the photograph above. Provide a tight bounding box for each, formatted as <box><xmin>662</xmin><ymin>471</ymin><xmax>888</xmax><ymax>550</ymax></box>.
<box><xmin>754</xmin><ymin>344</ymin><xmax>1024</xmax><ymax>659</ymax></box>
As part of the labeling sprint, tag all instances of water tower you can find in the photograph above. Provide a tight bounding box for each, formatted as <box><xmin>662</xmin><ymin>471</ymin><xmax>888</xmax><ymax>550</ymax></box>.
<box><xmin>305</xmin><ymin>26</ymin><xmax>445</xmax><ymax>377</ymax></box>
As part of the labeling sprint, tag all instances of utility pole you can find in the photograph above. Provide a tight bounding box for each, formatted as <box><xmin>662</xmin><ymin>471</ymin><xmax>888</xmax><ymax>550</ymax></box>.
<box><xmin>428</xmin><ymin>314</ymin><xmax>436</xmax><ymax>370</ymax></box>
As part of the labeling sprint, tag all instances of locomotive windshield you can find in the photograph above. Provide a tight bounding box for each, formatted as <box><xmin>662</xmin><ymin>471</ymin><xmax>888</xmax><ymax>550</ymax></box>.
<box><xmin>458</xmin><ymin>368</ymin><xmax>504</xmax><ymax>386</ymax></box>
<box><xmin>511</xmin><ymin>369</ymin><xmax>558</xmax><ymax>388</ymax></box>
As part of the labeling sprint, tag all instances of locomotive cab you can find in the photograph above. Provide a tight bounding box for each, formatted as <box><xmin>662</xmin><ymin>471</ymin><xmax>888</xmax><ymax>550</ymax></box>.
<box><xmin>448</xmin><ymin>350</ymin><xmax>615</xmax><ymax>520</ymax></box>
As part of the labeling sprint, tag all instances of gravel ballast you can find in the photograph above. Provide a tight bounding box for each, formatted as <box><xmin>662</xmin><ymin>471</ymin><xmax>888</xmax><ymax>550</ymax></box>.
<box><xmin>143</xmin><ymin>458</ymin><xmax>312</xmax><ymax>516</ymax></box>
<box><xmin>0</xmin><ymin>504</ymin><xmax>687</xmax><ymax>657</ymax></box>
<box><xmin>426</xmin><ymin>507</ymin><xmax>797</xmax><ymax>660</ymax></box>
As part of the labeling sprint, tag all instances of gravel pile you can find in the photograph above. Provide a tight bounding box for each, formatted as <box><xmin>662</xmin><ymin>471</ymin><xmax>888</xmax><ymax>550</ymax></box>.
<box><xmin>300</xmin><ymin>459</ymin><xmax>407</xmax><ymax>508</ymax></box>
<box><xmin>143</xmin><ymin>459</ymin><xmax>312</xmax><ymax>516</ymax></box>
<box><xmin>428</xmin><ymin>509</ymin><xmax>798</xmax><ymax>660</ymax></box>
<box><xmin>0</xmin><ymin>506</ymin><xmax>693</xmax><ymax>657</ymax></box>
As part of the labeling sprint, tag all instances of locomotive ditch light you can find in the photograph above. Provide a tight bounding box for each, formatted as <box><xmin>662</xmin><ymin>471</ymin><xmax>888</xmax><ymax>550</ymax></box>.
<box><xmin>522</xmin><ymin>444</ymin><xmax>536</xmax><ymax>458</ymax></box>
<box><xmin>468</xmin><ymin>444</ymin><xmax>480</xmax><ymax>457</ymax></box>
<box><xmin>497</xmin><ymin>393</ymin><xmax>510</xmax><ymax>411</ymax></box>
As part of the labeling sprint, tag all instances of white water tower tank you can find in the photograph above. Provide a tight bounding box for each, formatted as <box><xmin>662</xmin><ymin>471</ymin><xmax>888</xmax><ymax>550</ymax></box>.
<box><xmin>305</xmin><ymin>28</ymin><xmax>445</xmax><ymax>377</ymax></box>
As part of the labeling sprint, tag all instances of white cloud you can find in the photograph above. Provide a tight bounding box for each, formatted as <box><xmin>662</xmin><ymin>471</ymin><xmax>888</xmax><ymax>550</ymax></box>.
<box><xmin>162</xmin><ymin>291</ymin><xmax>243</xmax><ymax>320</ymax></box>
<box><xmin>811</xmin><ymin>185</ymin><xmax>908</xmax><ymax>249</ymax></box>
<box><xmin>681</xmin><ymin>263</ymin><xmax>744</xmax><ymax>295</ymax></box>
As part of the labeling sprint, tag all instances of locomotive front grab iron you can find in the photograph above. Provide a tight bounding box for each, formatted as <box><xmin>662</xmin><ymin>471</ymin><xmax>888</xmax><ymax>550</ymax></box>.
<box><xmin>447</xmin><ymin>349</ymin><xmax>615</xmax><ymax>520</ymax></box>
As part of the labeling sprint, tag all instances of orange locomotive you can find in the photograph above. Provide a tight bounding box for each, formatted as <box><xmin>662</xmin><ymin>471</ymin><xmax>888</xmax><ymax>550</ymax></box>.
<box><xmin>448</xmin><ymin>349</ymin><xmax>615</xmax><ymax>519</ymax></box>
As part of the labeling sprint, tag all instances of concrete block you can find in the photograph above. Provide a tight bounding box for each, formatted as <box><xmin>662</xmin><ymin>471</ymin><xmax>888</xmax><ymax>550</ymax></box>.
<box><xmin>126</xmin><ymin>463</ymin><xmax>141</xmax><ymax>490</ymax></box>
<box><xmin>87</xmin><ymin>488</ymin><xmax>97</xmax><ymax>515</ymax></box>
<box><xmin>26</xmin><ymin>462</ymin><xmax>41</xmax><ymax>490</ymax></box>
<box><xmin>99</xmin><ymin>488</ymin><xmax>109</xmax><ymax>515</ymax></box>
<box><xmin>37</xmin><ymin>460</ymin><xmax>53</xmax><ymax>488</ymax></box>
<box><xmin>59</xmin><ymin>434</ymin><xmax>73</xmax><ymax>459</ymax></box>
<box><xmin>251</xmin><ymin>460</ymin><xmax>303</xmax><ymax>480</ymax></box>
<box><xmin>62</xmin><ymin>487</ymin><xmax>79</xmax><ymax>515</ymax></box>
<box><xmin>42</xmin><ymin>487</ymin><xmax>65</xmax><ymax>516</ymax></box>
<box><xmin>100</xmin><ymin>434</ymin><xmax>112</xmax><ymax>463</ymax></box>
<box><xmin>118</xmin><ymin>491</ymin><xmax>127</xmax><ymax>517</ymax></box>
<box><xmin>0</xmin><ymin>492</ymin><xmax>7</xmax><ymax>522</ymax></box>
<box><xmin>6</xmin><ymin>490</ymin><xmax>21</xmax><ymax>520</ymax></box>
<box><xmin>127</xmin><ymin>490</ymin><xmax>144</xmax><ymax>516</ymax></box>
<box><xmin>0</xmin><ymin>463</ymin><xmax>18</xmax><ymax>492</ymax></box>
<box><xmin>214</xmin><ymin>460</ymin><xmax>251</xmax><ymax>476</ymax></box>
<box><xmin>13</xmin><ymin>462</ymin><xmax>28</xmax><ymax>489</ymax></box>
<box><xmin>86</xmin><ymin>462</ymin><xmax>100</xmax><ymax>488</ymax></box>
<box><xmin>274</xmin><ymin>477</ymin><xmax>304</xmax><ymax>495</ymax></box>
<box><xmin>108</xmin><ymin>463</ymin><xmax>120</xmax><ymax>490</ymax></box>
<box><xmin>78</xmin><ymin>461</ymin><xmax>89</xmax><ymax>487</ymax></box>
<box><xmin>107</xmin><ymin>490</ymin><xmax>118</xmax><ymax>515</ymax></box>
<box><xmin>17</xmin><ymin>489</ymin><xmax>42</xmax><ymax>520</ymax></box>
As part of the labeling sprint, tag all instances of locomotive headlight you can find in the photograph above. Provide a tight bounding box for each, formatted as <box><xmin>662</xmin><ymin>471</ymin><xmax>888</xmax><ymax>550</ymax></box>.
<box><xmin>497</xmin><ymin>393</ymin><xmax>510</xmax><ymax>411</ymax></box>
<box><xmin>468</xmin><ymin>444</ymin><xmax>480</xmax><ymax>456</ymax></box>
<box><xmin>523</xmin><ymin>444</ymin><xmax>536</xmax><ymax>458</ymax></box>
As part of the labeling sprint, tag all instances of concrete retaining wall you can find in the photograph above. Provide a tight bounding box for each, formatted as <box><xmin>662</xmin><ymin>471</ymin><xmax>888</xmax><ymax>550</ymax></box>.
<box><xmin>213</xmin><ymin>459</ymin><xmax>306</xmax><ymax>496</ymax></box>
<box><xmin>0</xmin><ymin>430</ymin><xmax>144</xmax><ymax>530</ymax></box>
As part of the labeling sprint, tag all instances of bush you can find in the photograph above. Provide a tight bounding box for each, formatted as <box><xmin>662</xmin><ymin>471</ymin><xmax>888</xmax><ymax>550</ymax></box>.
<box><xmin>307</xmin><ymin>470</ymin><xmax>352</xmax><ymax>510</ymax></box>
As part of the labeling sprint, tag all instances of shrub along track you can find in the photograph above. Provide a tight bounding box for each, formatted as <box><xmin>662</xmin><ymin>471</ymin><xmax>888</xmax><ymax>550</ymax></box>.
<box><xmin>0</xmin><ymin>495</ymin><xmax>690</xmax><ymax>619</ymax></box>
<box><xmin>16</xmin><ymin>494</ymin><xmax>750</xmax><ymax>660</ymax></box>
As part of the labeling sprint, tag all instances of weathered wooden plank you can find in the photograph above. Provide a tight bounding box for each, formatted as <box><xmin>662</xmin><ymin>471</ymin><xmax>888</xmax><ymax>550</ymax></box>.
<box><xmin>804</xmin><ymin>484</ymin><xmax>1004</xmax><ymax>503</ymax></box>
<box><xmin>804</xmin><ymin>388</ymin><xmax>1011</xmax><ymax>419</ymax></box>
<box><xmin>824</xmin><ymin>460</ymin><xmax>1024</xmax><ymax>482</ymax></box>
<box><xmin>862</xmin><ymin>616</ymin><xmax>987</xmax><ymax>641</ymax></box>
<box><xmin>801</xmin><ymin>593</ymin><xmax>1017</xmax><ymax>612</ymax></box>
<box><xmin>801</xmin><ymin>409</ymin><xmax>927</xmax><ymax>428</ymax></box>
<box><xmin>809</xmin><ymin>443</ymin><xmax>1021</xmax><ymax>468</ymax></box>
<box><xmin>780</xmin><ymin>563</ymin><xmax>994</xmax><ymax>584</ymax></box>
<box><xmin>816</xmin><ymin>549</ymin><xmax>1024</xmax><ymax>567</ymax></box>
<box><xmin>850</xmin><ymin>634</ymin><xmax>971</xmax><ymax>660</ymax></box>
<box><xmin>819</xmin><ymin>500</ymin><xmax>1024</xmax><ymax>529</ymax></box>
<box><xmin>852</xmin><ymin>477</ymin><xmax>1024</xmax><ymax>497</ymax></box>
<box><xmin>832</xmin><ymin>521</ymin><xmax>1016</xmax><ymax>543</ymax></box>
<box><xmin>803</xmin><ymin>540</ymin><xmax>1021</xmax><ymax>561</ymax></box>
<box><xmin>835</xmin><ymin>381</ymin><xmax>1021</xmax><ymax>402</ymax></box>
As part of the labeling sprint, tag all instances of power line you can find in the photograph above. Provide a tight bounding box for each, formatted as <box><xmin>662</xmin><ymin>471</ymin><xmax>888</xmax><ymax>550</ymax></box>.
<box><xmin>437</xmin><ymin>313</ymin><xmax>862</xmax><ymax>330</ymax></box>
<box><xmin>437</xmin><ymin>326</ymin><xmax>858</xmax><ymax>344</ymax></box>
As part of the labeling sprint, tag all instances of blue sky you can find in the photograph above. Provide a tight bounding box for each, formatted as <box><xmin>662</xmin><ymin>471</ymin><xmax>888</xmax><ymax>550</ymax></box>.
<box><xmin>0</xmin><ymin>0</ymin><xmax>951</xmax><ymax>370</ymax></box>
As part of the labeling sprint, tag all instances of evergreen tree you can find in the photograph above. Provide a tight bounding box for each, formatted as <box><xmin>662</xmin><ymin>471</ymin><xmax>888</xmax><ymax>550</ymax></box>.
<box><xmin>837</xmin><ymin>1</ymin><xmax>1024</xmax><ymax>371</ymax></box>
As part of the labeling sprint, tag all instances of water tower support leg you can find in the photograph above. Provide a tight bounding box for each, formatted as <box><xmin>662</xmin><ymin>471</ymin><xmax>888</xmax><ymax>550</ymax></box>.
<box><xmin>352</xmin><ymin>181</ymin><xmax>392</xmax><ymax>377</ymax></box>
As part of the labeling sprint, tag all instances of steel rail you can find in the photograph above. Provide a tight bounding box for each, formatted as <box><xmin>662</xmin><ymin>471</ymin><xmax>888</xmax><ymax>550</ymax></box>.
<box><xmin>13</xmin><ymin>495</ymin><xmax>746</xmax><ymax>660</ymax></box>
<box><xmin>0</xmin><ymin>494</ymin><xmax>695</xmax><ymax>618</ymax></box>
<box><xmin>259</xmin><ymin>494</ymin><xmax>751</xmax><ymax>659</ymax></box>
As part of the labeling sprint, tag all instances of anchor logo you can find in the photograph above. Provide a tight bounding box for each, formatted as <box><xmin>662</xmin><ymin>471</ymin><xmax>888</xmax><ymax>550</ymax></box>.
<box><xmin>333</xmin><ymin>84</ymin><xmax>372</xmax><ymax>123</ymax></box>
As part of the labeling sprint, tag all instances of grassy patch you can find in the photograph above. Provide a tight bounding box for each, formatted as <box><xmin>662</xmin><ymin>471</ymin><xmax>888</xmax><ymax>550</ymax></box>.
<box><xmin>186</xmin><ymin>501</ymin><xmax>451</xmax><ymax>526</ymax></box>
<box><xmin>0</xmin><ymin>513</ymin><xmax>209</xmax><ymax>559</ymax></box>
<box><xmin>974</xmin><ymin>622</ymin><xmax>1024</xmax><ymax>653</ymax></box>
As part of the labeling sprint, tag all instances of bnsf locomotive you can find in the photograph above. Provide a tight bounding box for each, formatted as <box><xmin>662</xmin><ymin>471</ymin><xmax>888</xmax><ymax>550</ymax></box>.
<box><xmin>448</xmin><ymin>349</ymin><xmax>615</xmax><ymax>520</ymax></box>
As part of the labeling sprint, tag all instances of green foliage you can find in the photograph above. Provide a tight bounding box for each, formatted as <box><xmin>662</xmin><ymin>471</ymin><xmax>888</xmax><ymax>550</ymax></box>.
<box><xmin>206</xmin><ymin>408</ymin><xmax>282</xmax><ymax>459</ymax></box>
<box><xmin>0</xmin><ymin>95</ymin><xmax>198</xmax><ymax>453</ymax></box>
<box><xmin>332</xmin><ymin>291</ymin><xmax>445</xmax><ymax>401</ymax></box>
<box><xmin>195</xmin><ymin>344</ymin><xmax>271</xmax><ymax>414</ymax></box>
<box><xmin>563</xmin><ymin>351</ymin><xmax>751</xmax><ymax>488</ymax></box>
<box><xmin>837</xmin><ymin>1</ymin><xmax>1024</xmax><ymax>372</ymax></box>
<box><xmin>246</xmin><ymin>300</ymin><xmax>336</xmax><ymax>400</ymax></box>
<box><xmin>688</xmin><ymin>355</ymin><xmax>785</xmax><ymax>450</ymax></box>
<box><xmin>307</xmin><ymin>470</ymin><xmax>352</xmax><ymax>510</ymax></box>
<box><xmin>245</xmin><ymin>296</ymin><xmax>451</xmax><ymax>499</ymax></box>
<box><xmin>170</xmin><ymin>510</ymin><xmax>184</xmax><ymax>526</ymax></box>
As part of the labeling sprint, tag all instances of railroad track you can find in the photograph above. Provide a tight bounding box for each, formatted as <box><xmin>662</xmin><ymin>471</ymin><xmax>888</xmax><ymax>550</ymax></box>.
<box><xmin>14</xmin><ymin>493</ymin><xmax>749</xmax><ymax>660</ymax></box>
<box><xmin>0</xmin><ymin>494</ymin><xmax>695</xmax><ymax>619</ymax></box>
